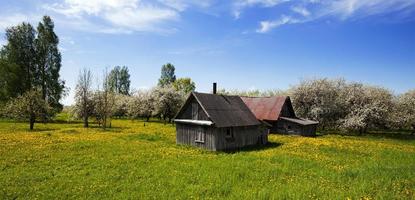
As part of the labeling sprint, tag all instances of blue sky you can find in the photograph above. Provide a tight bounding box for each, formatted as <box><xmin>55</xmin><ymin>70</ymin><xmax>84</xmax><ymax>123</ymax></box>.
<box><xmin>0</xmin><ymin>0</ymin><xmax>414</xmax><ymax>105</ymax></box>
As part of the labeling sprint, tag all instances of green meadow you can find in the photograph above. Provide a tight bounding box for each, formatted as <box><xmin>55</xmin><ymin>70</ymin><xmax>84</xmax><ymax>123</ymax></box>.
<box><xmin>0</xmin><ymin>116</ymin><xmax>414</xmax><ymax>199</ymax></box>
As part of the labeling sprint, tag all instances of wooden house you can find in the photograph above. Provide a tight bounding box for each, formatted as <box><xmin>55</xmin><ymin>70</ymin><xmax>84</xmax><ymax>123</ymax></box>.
<box><xmin>174</xmin><ymin>92</ymin><xmax>269</xmax><ymax>151</ymax></box>
<box><xmin>241</xmin><ymin>96</ymin><xmax>319</xmax><ymax>136</ymax></box>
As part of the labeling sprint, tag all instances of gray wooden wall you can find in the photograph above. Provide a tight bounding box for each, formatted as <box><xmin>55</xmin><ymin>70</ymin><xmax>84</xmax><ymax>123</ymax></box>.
<box><xmin>176</xmin><ymin>123</ymin><xmax>217</xmax><ymax>150</ymax></box>
<box><xmin>176</xmin><ymin>123</ymin><xmax>268</xmax><ymax>151</ymax></box>
<box><xmin>274</xmin><ymin>119</ymin><xmax>317</xmax><ymax>136</ymax></box>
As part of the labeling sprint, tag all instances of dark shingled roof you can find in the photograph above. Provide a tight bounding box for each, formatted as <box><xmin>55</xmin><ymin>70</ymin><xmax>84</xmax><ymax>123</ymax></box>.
<box><xmin>184</xmin><ymin>92</ymin><xmax>261</xmax><ymax>128</ymax></box>
<box><xmin>241</xmin><ymin>96</ymin><xmax>292</xmax><ymax>121</ymax></box>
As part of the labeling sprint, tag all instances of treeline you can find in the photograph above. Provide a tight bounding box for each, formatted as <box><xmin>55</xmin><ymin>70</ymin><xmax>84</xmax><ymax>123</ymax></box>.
<box><xmin>219</xmin><ymin>78</ymin><xmax>415</xmax><ymax>134</ymax></box>
<box><xmin>71</xmin><ymin>63</ymin><xmax>195</xmax><ymax>129</ymax></box>
<box><xmin>0</xmin><ymin>16</ymin><xmax>65</xmax><ymax>129</ymax></box>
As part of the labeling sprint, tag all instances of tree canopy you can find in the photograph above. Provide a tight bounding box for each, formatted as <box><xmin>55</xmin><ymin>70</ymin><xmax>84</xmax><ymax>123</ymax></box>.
<box><xmin>108</xmin><ymin>66</ymin><xmax>130</xmax><ymax>95</ymax></box>
<box><xmin>172</xmin><ymin>77</ymin><xmax>195</xmax><ymax>94</ymax></box>
<box><xmin>158</xmin><ymin>63</ymin><xmax>176</xmax><ymax>87</ymax></box>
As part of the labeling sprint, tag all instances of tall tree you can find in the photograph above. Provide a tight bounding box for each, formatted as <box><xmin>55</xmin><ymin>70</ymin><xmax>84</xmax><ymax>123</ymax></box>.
<box><xmin>172</xmin><ymin>77</ymin><xmax>196</xmax><ymax>94</ymax></box>
<box><xmin>3</xmin><ymin>22</ymin><xmax>37</xmax><ymax>96</ymax></box>
<box><xmin>35</xmin><ymin>16</ymin><xmax>65</xmax><ymax>114</ymax></box>
<box><xmin>0</xmin><ymin>57</ymin><xmax>20</xmax><ymax>103</ymax></box>
<box><xmin>108</xmin><ymin>66</ymin><xmax>130</xmax><ymax>95</ymax></box>
<box><xmin>74</xmin><ymin>68</ymin><xmax>93</xmax><ymax>128</ymax></box>
<box><xmin>158</xmin><ymin>63</ymin><xmax>176</xmax><ymax>87</ymax></box>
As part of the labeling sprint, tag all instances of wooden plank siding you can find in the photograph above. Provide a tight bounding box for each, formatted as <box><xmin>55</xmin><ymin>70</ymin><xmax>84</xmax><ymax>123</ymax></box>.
<box><xmin>176</xmin><ymin>123</ymin><xmax>268</xmax><ymax>151</ymax></box>
<box><xmin>176</xmin><ymin>123</ymin><xmax>217</xmax><ymax>151</ymax></box>
<box><xmin>273</xmin><ymin>119</ymin><xmax>317</xmax><ymax>136</ymax></box>
<box><xmin>215</xmin><ymin>126</ymin><xmax>268</xmax><ymax>151</ymax></box>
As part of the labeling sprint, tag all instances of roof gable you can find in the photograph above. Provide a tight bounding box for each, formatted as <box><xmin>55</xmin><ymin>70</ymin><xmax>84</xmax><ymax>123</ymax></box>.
<box><xmin>241</xmin><ymin>96</ymin><xmax>296</xmax><ymax>121</ymax></box>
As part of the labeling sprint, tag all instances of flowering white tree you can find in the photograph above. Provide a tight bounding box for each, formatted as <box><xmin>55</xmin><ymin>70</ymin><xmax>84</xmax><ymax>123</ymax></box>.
<box><xmin>339</xmin><ymin>84</ymin><xmax>393</xmax><ymax>133</ymax></box>
<box><xmin>127</xmin><ymin>89</ymin><xmax>155</xmax><ymax>121</ymax></box>
<box><xmin>393</xmin><ymin>90</ymin><xmax>415</xmax><ymax>132</ymax></box>
<box><xmin>290</xmin><ymin>78</ymin><xmax>346</xmax><ymax>129</ymax></box>
<box><xmin>113</xmin><ymin>94</ymin><xmax>131</xmax><ymax>118</ymax></box>
<box><xmin>152</xmin><ymin>85</ymin><xmax>185</xmax><ymax>123</ymax></box>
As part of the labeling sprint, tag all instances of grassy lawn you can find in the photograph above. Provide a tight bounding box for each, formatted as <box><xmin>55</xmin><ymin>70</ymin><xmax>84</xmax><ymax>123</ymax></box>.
<box><xmin>0</xmin><ymin>117</ymin><xmax>414</xmax><ymax>199</ymax></box>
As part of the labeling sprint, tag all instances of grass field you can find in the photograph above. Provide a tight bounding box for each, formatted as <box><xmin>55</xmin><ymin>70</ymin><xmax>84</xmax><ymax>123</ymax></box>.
<box><xmin>0</xmin><ymin>116</ymin><xmax>414</xmax><ymax>199</ymax></box>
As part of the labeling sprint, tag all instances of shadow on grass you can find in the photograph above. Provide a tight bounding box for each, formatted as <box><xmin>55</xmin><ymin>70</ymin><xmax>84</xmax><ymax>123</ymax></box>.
<box><xmin>223</xmin><ymin>141</ymin><xmax>283</xmax><ymax>153</ymax></box>
<box><xmin>49</xmin><ymin>120</ymin><xmax>83</xmax><ymax>124</ymax></box>
<box><xmin>29</xmin><ymin>128</ymin><xmax>57</xmax><ymax>132</ymax></box>
<box><xmin>321</xmin><ymin>130</ymin><xmax>415</xmax><ymax>141</ymax></box>
<box><xmin>86</xmin><ymin>125</ymin><xmax>127</xmax><ymax>133</ymax></box>
<box><xmin>271</xmin><ymin>132</ymin><xmax>323</xmax><ymax>138</ymax></box>
<box><xmin>363</xmin><ymin>131</ymin><xmax>415</xmax><ymax>141</ymax></box>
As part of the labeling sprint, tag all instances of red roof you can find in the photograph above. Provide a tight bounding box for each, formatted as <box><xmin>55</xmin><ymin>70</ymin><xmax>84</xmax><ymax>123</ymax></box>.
<box><xmin>241</xmin><ymin>96</ymin><xmax>289</xmax><ymax>121</ymax></box>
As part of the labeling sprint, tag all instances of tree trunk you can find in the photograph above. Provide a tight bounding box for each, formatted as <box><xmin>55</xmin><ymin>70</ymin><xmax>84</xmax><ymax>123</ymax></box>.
<box><xmin>83</xmin><ymin>115</ymin><xmax>88</xmax><ymax>128</ymax></box>
<box><xmin>412</xmin><ymin>124</ymin><xmax>415</xmax><ymax>134</ymax></box>
<box><xmin>146</xmin><ymin>117</ymin><xmax>150</xmax><ymax>122</ymax></box>
<box><xmin>29</xmin><ymin>114</ymin><xmax>35</xmax><ymax>130</ymax></box>
<box><xmin>41</xmin><ymin>64</ymin><xmax>47</xmax><ymax>123</ymax></box>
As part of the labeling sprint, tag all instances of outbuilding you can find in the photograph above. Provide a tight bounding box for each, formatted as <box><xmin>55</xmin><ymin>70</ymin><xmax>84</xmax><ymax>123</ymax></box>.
<box><xmin>241</xmin><ymin>96</ymin><xmax>319</xmax><ymax>136</ymax></box>
<box><xmin>174</xmin><ymin>92</ymin><xmax>269</xmax><ymax>151</ymax></box>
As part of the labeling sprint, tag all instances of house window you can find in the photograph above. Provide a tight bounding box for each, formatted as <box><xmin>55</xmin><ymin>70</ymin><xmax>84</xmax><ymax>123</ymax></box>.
<box><xmin>195</xmin><ymin>127</ymin><xmax>205</xmax><ymax>143</ymax></box>
<box><xmin>225</xmin><ymin>128</ymin><xmax>235</xmax><ymax>142</ymax></box>
<box><xmin>192</xmin><ymin>103</ymin><xmax>198</xmax><ymax>120</ymax></box>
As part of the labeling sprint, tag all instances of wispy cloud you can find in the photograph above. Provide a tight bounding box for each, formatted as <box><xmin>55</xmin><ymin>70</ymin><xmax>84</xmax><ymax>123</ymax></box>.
<box><xmin>291</xmin><ymin>5</ymin><xmax>310</xmax><ymax>17</ymax></box>
<box><xmin>254</xmin><ymin>0</ymin><xmax>415</xmax><ymax>33</ymax></box>
<box><xmin>256</xmin><ymin>15</ymin><xmax>300</xmax><ymax>33</ymax></box>
<box><xmin>232</xmin><ymin>0</ymin><xmax>289</xmax><ymax>19</ymax></box>
<box><xmin>43</xmin><ymin>0</ymin><xmax>213</xmax><ymax>34</ymax></box>
<box><xmin>324</xmin><ymin>0</ymin><xmax>415</xmax><ymax>19</ymax></box>
<box><xmin>158</xmin><ymin>0</ymin><xmax>214</xmax><ymax>11</ymax></box>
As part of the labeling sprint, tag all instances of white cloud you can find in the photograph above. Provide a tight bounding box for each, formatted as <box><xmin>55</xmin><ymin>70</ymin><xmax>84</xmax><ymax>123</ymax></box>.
<box><xmin>256</xmin><ymin>15</ymin><xmax>300</xmax><ymax>33</ymax></box>
<box><xmin>255</xmin><ymin>0</ymin><xmax>415</xmax><ymax>33</ymax></box>
<box><xmin>103</xmin><ymin>5</ymin><xmax>179</xmax><ymax>32</ymax></box>
<box><xmin>324</xmin><ymin>0</ymin><xmax>415</xmax><ymax>20</ymax></box>
<box><xmin>43</xmin><ymin>0</ymin><xmax>212</xmax><ymax>34</ymax></box>
<box><xmin>291</xmin><ymin>5</ymin><xmax>310</xmax><ymax>17</ymax></box>
<box><xmin>232</xmin><ymin>0</ymin><xmax>290</xmax><ymax>19</ymax></box>
<box><xmin>158</xmin><ymin>0</ymin><xmax>213</xmax><ymax>11</ymax></box>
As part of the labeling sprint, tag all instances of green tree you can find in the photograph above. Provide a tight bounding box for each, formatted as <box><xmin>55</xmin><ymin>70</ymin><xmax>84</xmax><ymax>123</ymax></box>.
<box><xmin>0</xmin><ymin>57</ymin><xmax>20</xmax><ymax>103</ymax></box>
<box><xmin>108</xmin><ymin>66</ymin><xmax>130</xmax><ymax>95</ymax></box>
<box><xmin>172</xmin><ymin>77</ymin><xmax>196</xmax><ymax>94</ymax></box>
<box><xmin>35</xmin><ymin>16</ymin><xmax>65</xmax><ymax>114</ymax></box>
<box><xmin>158</xmin><ymin>63</ymin><xmax>176</xmax><ymax>87</ymax></box>
<box><xmin>2</xmin><ymin>88</ymin><xmax>50</xmax><ymax>130</ymax></box>
<box><xmin>3</xmin><ymin>22</ymin><xmax>37</xmax><ymax>96</ymax></box>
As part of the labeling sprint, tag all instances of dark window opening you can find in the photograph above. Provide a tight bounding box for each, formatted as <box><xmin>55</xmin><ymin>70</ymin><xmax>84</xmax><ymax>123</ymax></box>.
<box><xmin>225</xmin><ymin>128</ymin><xmax>235</xmax><ymax>142</ymax></box>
